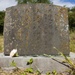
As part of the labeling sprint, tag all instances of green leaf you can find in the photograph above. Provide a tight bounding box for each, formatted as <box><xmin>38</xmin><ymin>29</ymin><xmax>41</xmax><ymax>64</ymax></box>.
<box><xmin>46</xmin><ymin>71</ymin><xmax>51</xmax><ymax>75</ymax></box>
<box><xmin>36</xmin><ymin>70</ymin><xmax>41</xmax><ymax>75</ymax></box>
<box><xmin>25</xmin><ymin>68</ymin><xmax>34</xmax><ymax>73</ymax></box>
<box><xmin>10</xmin><ymin>60</ymin><xmax>17</xmax><ymax>67</ymax></box>
<box><xmin>27</xmin><ymin>58</ymin><xmax>33</xmax><ymax>65</ymax></box>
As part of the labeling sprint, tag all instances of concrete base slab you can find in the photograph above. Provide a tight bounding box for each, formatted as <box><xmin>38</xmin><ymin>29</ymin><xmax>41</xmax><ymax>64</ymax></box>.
<box><xmin>0</xmin><ymin>53</ymin><xmax>74</xmax><ymax>73</ymax></box>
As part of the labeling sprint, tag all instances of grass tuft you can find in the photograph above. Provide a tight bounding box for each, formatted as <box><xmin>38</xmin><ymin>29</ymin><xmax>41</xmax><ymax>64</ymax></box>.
<box><xmin>0</xmin><ymin>34</ymin><xmax>3</xmax><ymax>52</ymax></box>
<box><xmin>70</xmin><ymin>31</ymin><xmax>75</xmax><ymax>52</ymax></box>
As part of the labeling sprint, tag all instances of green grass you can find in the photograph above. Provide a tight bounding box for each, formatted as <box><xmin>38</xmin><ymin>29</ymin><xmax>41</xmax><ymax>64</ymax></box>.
<box><xmin>0</xmin><ymin>34</ymin><xmax>3</xmax><ymax>52</ymax></box>
<box><xmin>70</xmin><ymin>31</ymin><xmax>75</xmax><ymax>52</ymax></box>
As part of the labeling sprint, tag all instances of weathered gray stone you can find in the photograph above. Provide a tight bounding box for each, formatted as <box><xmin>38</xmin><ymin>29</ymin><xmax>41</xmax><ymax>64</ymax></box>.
<box><xmin>4</xmin><ymin>4</ymin><xmax>69</xmax><ymax>56</ymax></box>
<box><xmin>1</xmin><ymin>53</ymin><xmax>75</xmax><ymax>73</ymax></box>
<box><xmin>0</xmin><ymin>56</ymin><xmax>70</xmax><ymax>73</ymax></box>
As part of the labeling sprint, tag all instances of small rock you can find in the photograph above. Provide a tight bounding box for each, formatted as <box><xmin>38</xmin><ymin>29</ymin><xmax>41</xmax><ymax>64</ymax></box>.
<box><xmin>69</xmin><ymin>52</ymin><xmax>75</xmax><ymax>58</ymax></box>
<box><xmin>10</xmin><ymin>49</ymin><xmax>17</xmax><ymax>57</ymax></box>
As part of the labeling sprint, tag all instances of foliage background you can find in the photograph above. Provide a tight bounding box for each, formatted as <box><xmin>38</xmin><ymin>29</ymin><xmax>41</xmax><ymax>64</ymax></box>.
<box><xmin>16</xmin><ymin>0</ymin><xmax>53</xmax><ymax>4</ymax></box>
<box><xmin>0</xmin><ymin>11</ymin><xmax>5</xmax><ymax>34</ymax></box>
<box><xmin>68</xmin><ymin>7</ymin><xmax>75</xmax><ymax>31</ymax></box>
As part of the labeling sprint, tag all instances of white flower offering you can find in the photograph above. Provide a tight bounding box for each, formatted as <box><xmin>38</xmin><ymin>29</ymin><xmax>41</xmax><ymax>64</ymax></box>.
<box><xmin>10</xmin><ymin>49</ymin><xmax>17</xmax><ymax>57</ymax></box>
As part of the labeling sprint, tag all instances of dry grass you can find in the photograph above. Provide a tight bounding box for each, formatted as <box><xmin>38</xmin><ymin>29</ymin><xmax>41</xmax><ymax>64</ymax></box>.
<box><xmin>0</xmin><ymin>69</ymin><xmax>38</xmax><ymax>75</ymax></box>
<box><xmin>0</xmin><ymin>34</ymin><xmax>3</xmax><ymax>52</ymax></box>
<box><xmin>70</xmin><ymin>31</ymin><xmax>75</xmax><ymax>52</ymax></box>
<box><xmin>0</xmin><ymin>68</ymin><xmax>70</xmax><ymax>75</ymax></box>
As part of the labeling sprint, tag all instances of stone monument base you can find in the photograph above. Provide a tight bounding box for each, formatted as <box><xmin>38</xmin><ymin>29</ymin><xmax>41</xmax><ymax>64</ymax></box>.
<box><xmin>0</xmin><ymin>53</ymin><xmax>73</xmax><ymax>73</ymax></box>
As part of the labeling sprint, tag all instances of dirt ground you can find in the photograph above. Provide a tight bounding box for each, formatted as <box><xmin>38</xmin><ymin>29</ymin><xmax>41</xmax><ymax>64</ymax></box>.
<box><xmin>0</xmin><ymin>68</ymin><xmax>72</xmax><ymax>75</ymax></box>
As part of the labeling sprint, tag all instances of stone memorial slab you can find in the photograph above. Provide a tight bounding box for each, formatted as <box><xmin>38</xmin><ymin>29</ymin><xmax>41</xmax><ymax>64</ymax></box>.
<box><xmin>4</xmin><ymin>4</ymin><xmax>69</xmax><ymax>56</ymax></box>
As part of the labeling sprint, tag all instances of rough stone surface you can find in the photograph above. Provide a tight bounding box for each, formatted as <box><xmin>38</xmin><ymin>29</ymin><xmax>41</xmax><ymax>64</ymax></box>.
<box><xmin>1</xmin><ymin>53</ymin><xmax>75</xmax><ymax>73</ymax></box>
<box><xmin>0</xmin><ymin>56</ymin><xmax>70</xmax><ymax>73</ymax></box>
<box><xmin>4</xmin><ymin>4</ymin><xmax>69</xmax><ymax>56</ymax></box>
